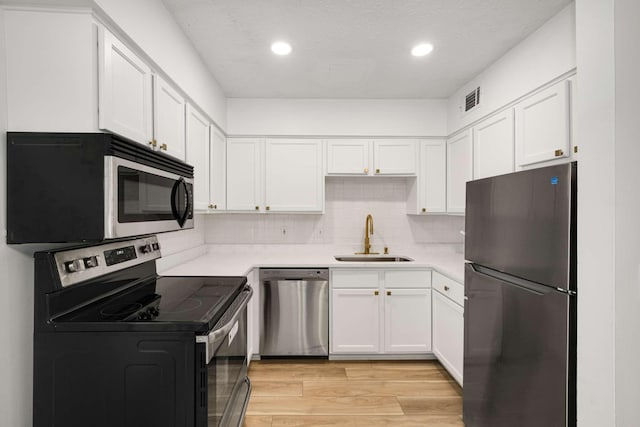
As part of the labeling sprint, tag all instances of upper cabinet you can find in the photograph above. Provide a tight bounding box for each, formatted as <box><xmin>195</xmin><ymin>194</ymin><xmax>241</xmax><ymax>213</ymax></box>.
<box><xmin>326</xmin><ymin>139</ymin><xmax>417</xmax><ymax>176</ymax></box>
<box><xmin>473</xmin><ymin>109</ymin><xmax>515</xmax><ymax>179</ymax></box>
<box><xmin>265</xmin><ymin>139</ymin><xmax>324</xmax><ymax>212</ymax></box>
<box><xmin>373</xmin><ymin>140</ymin><xmax>417</xmax><ymax>175</ymax></box>
<box><xmin>226</xmin><ymin>138</ymin><xmax>264</xmax><ymax>212</ymax></box>
<box><xmin>186</xmin><ymin>104</ymin><xmax>210</xmax><ymax>211</ymax></box>
<box><xmin>446</xmin><ymin>130</ymin><xmax>473</xmax><ymax>214</ymax></box>
<box><xmin>153</xmin><ymin>75</ymin><xmax>186</xmax><ymax>160</ymax></box>
<box><xmin>407</xmin><ymin>139</ymin><xmax>446</xmax><ymax>215</ymax></box>
<box><xmin>515</xmin><ymin>80</ymin><xmax>571</xmax><ymax>167</ymax></box>
<box><xmin>226</xmin><ymin>138</ymin><xmax>324</xmax><ymax>213</ymax></box>
<box><xmin>98</xmin><ymin>26</ymin><xmax>153</xmax><ymax>145</ymax></box>
<box><xmin>326</xmin><ymin>139</ymin><xmax>370</xmax><ymax>175</ymax></box>
<box><xmin>99</xmin><ymin>27</ymin><xmax>187</xmax><ymax>160</ymax></box>
<box><xmin>209</xmin><ymin>127</ymin><xmax>227</xmax><ymax>211</ymax></box>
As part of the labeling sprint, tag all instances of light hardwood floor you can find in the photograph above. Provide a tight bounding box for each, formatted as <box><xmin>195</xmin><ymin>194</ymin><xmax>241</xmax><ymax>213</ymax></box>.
<box><xmin>243</xmin><ymin>359</ymin><xmax>463</xmax><ymax>427</ymax></box>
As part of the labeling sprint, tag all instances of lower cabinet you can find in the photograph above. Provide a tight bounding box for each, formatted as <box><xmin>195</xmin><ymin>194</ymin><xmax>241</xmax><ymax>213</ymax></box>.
<box><xmin>330</xmin><ymin>269</ymin><xmax>431</xmax><ymax>355</ymax></box>
<box><xmin>432</xmin><ymin>272</ymin><xmax>464</xmax><ymax>385</ymax></box>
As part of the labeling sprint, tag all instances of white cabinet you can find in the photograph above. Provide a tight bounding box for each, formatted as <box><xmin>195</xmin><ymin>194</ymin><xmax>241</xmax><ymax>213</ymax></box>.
<box><xmin>98</xmin><ymin>26</ymin><xmax>153</xmax><ymax>145</ymax></box>
<box><xmin>373</xmin><ymin>140</ymin><xmax>417</xmax><ymax>175</ymax></box>
<box><xmin>209</xmin><ymin>126</ymin><xmax>227</xmax><ymax>211</ymax></box>
<box><xmin>264</xmin><ymin>139</ymin><xmax>324</xmax><ymax>212</ymax></box>
<box><xmin>432</xmin><ymin>272</ymin><xmax>464</xmax><ymax>385</ymax></box>
<box><xmin>408</xmin><ymin>139</ymin><xmax>446</xmax><ymax>214</ymax></box>
<box><xmin>326</xmin><ymin>139</ymin><xmax>417</xmax><ymax>176</ymax></box>
<box><xmin>447</xmin><ymin>130</ymin><xmax>473</xmax><ymax>214</ymax></box>
<box><xmin>226</xmin><ymin>138</ymin><xmax>264</xmax><ymax>211</ymax></box>
<box><xmin>384</xmin><ymin>288</ymin><xmax>432</xmax><ymax>353</ymax></box>
<box><xmin>473</xmin><ymin>110</ymin><xmax>514</xmax><ymax>179</ymax></box>
<box><xmin>99</xmin><ymin>26</ymin><xmax>187</xmax><ymax>160</ymax></box>
<box><xmin>515</xmin><ymin>80</ymin><xmax>571</xmax><ymax>167</ymax></box>
<box><xmin>331</xmin><ymin>288</ymin><xmax>381</xmax><ymax>353</ymax></box>
<box><xmin>153</xmin><ymin>75</ymin><xmax>186</xmax><ymax>160</ymax></box>
<box><xmin>227</xmin><ymin>138</ymin><xmax>324</xmax><ymax>213</ymax></box>
<box><xmin>186</xmin><ymin>105</ymin><xmax>210</xmax><ymax>211</ymax></box>
<box><xmin>326</xmin><ymin>140</ymin><xmax>370</xmax><ymax>175</ymax></box>
<box><xmin>330</xmin><ymin>269</ymin><xmax>431</xmax><ymax>355</ymax></box>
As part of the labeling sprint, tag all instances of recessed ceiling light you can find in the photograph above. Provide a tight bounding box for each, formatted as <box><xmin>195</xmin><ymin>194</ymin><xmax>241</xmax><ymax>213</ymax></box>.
<box><xmin>271</xmin><ymin>41</ymin><xmax>292</xmax><ymax>56</ymax></box>
<box><xmin>411</xmin><ymin>43</ymin><xmax>434</xmax><ymax>57</ymax></box>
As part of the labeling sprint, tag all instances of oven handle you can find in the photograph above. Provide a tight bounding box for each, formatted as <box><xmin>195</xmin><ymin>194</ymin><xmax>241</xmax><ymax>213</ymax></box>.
<box><xmin>196</xmin><ymin>285</ymin><xmax>253</xmax><ymax>364</ymax></box>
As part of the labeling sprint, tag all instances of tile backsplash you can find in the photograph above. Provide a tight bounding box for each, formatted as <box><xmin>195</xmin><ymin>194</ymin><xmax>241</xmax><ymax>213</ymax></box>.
<box><xmin>204</xmin><ymin>177</ymin><xmax>464</xmax><ymax>248</ymax></box>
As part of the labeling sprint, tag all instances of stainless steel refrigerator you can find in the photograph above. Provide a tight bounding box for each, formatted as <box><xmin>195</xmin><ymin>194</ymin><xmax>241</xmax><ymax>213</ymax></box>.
<box><xmin>463</xmin><ymin>162</ymin><xmax>576</xmax><ymax>427</ymax></box>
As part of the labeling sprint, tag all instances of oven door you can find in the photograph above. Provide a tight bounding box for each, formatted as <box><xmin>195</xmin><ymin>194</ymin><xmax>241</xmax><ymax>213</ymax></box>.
<box><xmin>197</xmin><ymin>286</ymin><xmax>252</xmax><ymax>427</ymax></box>
<box><xmin>105</xmin><ymin>156</ymin><xmax>194</xmax><ymax>238</ymax></box>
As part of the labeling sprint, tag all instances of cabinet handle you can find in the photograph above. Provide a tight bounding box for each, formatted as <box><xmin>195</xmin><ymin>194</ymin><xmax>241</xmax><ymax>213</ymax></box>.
<box><xmin>255</xmin><ymin>206</ymin><xmax>259</xmax><ymax>211</ymax></box>
<box><xmin>554</xmin><ymin>149</ymin><xmax>564</xmax><ymax>157</ymax></box>
<box><xmin>444</xmin><ymin>285</ymin><xmax>450</xmax><ymax>291</ymax></box>
<box><xmin>208</xmin><ymin>204</ymin><xmax>214</xmax><ymax>209</ymax></box>
<box><xmin>375</xmin><ymin>168</ymin><xmax>380</xmax><ymax>174</ymax></box>
<box><xmin>160</xmin><ymin>143</ymin><xmax>168</xmax><ymax>151</ymax></box>
<box><xmin>374</xmin><ymin>290</ymin><xmax>379</xmax><ymax>296</ymax></box>
<box><xmin>149</xmin><ymin>139</ymin><xmax>157</xmax><ymax>148</ymax></box>
<box><xmin>421</xmin><ymin>208</ymin><xmax>426</xmax><ymax>213</ymax></box>
<box><xmin>213</xmin><ymin>204</ymin><xmax>217</xmax><ymax>209</ymax></box>
<box><xmin>386</xmin><ymin>291</ymin><xmax>391</xmax><ymax>296</ymax></box>
<box><xmin>574</xmin><ymin>146</ymin><xmax>578</xmax><ymax>153</ymax></box>
<box><xmin>266</xmin><ymin>206</ymin><xmax>270</xmax><ymax>211</ymax></box>
<box><xmin>364</xmin><ymin>167</ymin><xmax>369</xmax><ymax>174</ymax></box>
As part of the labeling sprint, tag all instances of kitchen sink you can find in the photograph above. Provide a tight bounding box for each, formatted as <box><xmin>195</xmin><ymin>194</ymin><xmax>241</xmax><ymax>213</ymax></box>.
<box><xmin>334</xmin><ymin>255</ymin><xmax>414</xmax><ymax>262</ymax></box>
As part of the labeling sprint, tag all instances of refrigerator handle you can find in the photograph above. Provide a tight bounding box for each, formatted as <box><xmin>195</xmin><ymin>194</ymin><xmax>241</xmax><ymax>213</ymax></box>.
<box><xmin>468</xmin><ymin>263</ymin><xmax>553</xmax><ymax>296</ymax></box>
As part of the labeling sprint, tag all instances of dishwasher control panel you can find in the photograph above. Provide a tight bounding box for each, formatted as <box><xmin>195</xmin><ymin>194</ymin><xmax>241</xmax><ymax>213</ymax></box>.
<box><xmin>259</xmin><ymin>268</ymin><xmax>329</xmax><ymax>281</ymax></box>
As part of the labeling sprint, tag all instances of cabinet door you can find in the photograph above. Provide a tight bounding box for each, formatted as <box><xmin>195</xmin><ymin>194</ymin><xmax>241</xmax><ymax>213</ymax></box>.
<box><xmin>384</xmin><ymin>289</ymin><xmax>432</xmax><ymax>353</ymax></box>
<box><xmin>373</xmin><ymin>140</ymin><xmax>417</xmax><ymax>175</ymax></box>
<box><xmin>473</xmin><ymin>109</ymin><xmax>514</xmax><ymax>179</ymax></box>
<box><xmin>264</xmin><ymin>139</ymin><xmax>324</xmax><ymax>212</ymax></box>
<box><xmin>326</xmin><ymin>139</ymin><xmax>370</xmax><ymax>175</ymax></box>
<box><xmin>331</xmin><ymin>289</ymin><xmax>381</xmax><ymax>354</ymax></box>
<box><xmin>185</xmin><ymin>104</ymin><xmax>210</xmax><ymax>211</ymax></box>
<box><xmin>515</xmin><ymin>80</ymin><xmax>571</xmax><ymax>166</ymax></box>
<box><xmin>447</xmin><ymin>130</ymin><xmax>473</xmax><ymax>214</ymax></box>
<box><xmin>226</xmin><ymin>138</ymin><xmax>263</xmax><ymax>211</ymax></box>
<box><xmin>98</xmin><ymin>27</ymin><xmax>152</xmax><ymax>145</ymax></box>
<box><xmin>433</xmin><ymin>290</ymin><xmax>464</xmax><ymax>385</ymax></box>
<box><xmin>418</xmin><ymin>140</ymin><xmax>446</xmax><ymax>213</ymax></box>
<box><xmin>153</xmin><ymin>75</ymin><xmax>186</xmax><ymax>160</ymax></box>
<box><xmin>209</xmin><ymin>126</ymin><xmax>226</xmax><ymax>211</ymax></box>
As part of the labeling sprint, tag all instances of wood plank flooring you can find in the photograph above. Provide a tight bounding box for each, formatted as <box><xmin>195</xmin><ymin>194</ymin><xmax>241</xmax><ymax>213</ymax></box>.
<box><xmin>243</xmin><ymin>359</ymin><xmax>463</xmax><ymax>427</ymax></box>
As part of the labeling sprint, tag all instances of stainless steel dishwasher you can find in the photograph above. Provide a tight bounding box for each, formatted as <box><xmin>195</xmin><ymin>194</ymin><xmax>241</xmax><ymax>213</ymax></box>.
<box><xmin>259</xmin><ymin>268</ymin><xmax>329</xmax><ymax>356</ymax></box>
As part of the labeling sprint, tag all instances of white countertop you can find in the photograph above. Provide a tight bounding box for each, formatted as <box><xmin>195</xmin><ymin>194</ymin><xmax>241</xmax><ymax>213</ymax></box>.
<box><xmin>161</xmin><ymin>243</ymin><xmax>465</xmax><ymax>283</ymax></box>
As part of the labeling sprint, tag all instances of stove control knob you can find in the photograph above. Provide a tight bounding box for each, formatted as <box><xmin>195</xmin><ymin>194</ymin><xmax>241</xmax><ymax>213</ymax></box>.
<box><xmin>152</xmin><ymin>242</ymin><xmax>160</xmax><ymax>251</ymax></box>
<box><xmin>83</xmin><ymin>256</ymin><xmax>99</xmax><ymax>269</ymax></box>
<box><xmin>64</xmin><ymin>259</ymin><xmax>83</xmax><ymax>273</ymax></box>
<box><xmin>148</xmin><ymin>307</ymin><xmax>159</xmax><ymax>317</ymax></box>
<box><xmin>140</xmin><ymin>243</ymin><xmax>153</xmax><ymax>254</ymax></box>
<box><xmin>138</xmin><ymin>311</ymin><xmax>151</xmax><ymax>320</ymax></box>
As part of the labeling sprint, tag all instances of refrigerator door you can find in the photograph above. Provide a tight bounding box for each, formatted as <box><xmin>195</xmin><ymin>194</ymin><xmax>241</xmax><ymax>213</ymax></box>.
<box><xmin>465</xmin><ymin>163</ymin><xmax>575</xmax><ymax>289</ymax></box>
<box><xmin>463</xmin><ymin>263</ymin><xmax>572</xmax><ymax>427</ymax></box>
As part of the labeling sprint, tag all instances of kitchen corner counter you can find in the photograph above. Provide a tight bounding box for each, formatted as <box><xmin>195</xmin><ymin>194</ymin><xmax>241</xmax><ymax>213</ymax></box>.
<box><xmin>161</xmin><ymin>244</ymin><xmax>465</xmax><ymax>283</ymax></box>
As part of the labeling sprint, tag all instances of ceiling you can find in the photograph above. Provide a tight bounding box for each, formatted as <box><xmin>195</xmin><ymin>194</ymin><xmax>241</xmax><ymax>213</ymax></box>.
<box><xmin>166</xmin><ymin>1</ymin><xmax>571</xmax><ymax>99</ymax></box>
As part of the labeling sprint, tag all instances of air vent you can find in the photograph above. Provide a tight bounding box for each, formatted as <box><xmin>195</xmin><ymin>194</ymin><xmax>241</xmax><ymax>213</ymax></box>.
<box><xmin>464</xmin><ymin>87</ymin><xmax>481</xmax><ymax>112</ymax></box>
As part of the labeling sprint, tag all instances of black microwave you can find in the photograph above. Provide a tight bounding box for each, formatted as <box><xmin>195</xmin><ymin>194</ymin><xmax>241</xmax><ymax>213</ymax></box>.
<box><xmin>6</xmin><ymin>132</ymin><xmax>194</xmax><ymax>243</ymax></box>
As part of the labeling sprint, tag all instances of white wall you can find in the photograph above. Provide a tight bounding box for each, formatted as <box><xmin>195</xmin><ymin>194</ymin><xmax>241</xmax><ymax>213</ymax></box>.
<box><xmin>93</xmin><ymin>0</ymin><xmax>227</xmax><ymax>128</ymax></box>
<box><xmin>205</xmin><ymin>178</ymin><xmax>464</xmax><ymax>248</ymax></box>
<box><xmin>0</xmin><ymin>8</ymin><xmax>37</xmax><ymax>426</ymax></box>
<box><xmin>447</xmin><ymin>3</ymin><xmax>576</xmax><ymax>134</ymax></box>
<box><xmin>575</xmin><ymin>0</ymin><xmax>616</xmax><ymax>425</ymax></box>
<box><xmin>614</xmin><ymin>0</ymin><xmax>640</xmax><ymax>424</ymax></box>
<box><xmin>227</xmin><ymin>99</ymin><xmax>447</xmax><ymax>136</ymax></box>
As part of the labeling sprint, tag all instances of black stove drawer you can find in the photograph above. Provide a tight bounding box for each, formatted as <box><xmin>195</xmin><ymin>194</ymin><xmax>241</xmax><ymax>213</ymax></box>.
<box><xmin>34</xmin><ymin>331</ymin><xmax>195</xmax><ymax>427</ymax></box>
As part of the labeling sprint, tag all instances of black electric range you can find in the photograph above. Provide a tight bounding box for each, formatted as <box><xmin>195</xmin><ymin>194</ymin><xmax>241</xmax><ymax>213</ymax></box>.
<box><xmin>33</xmin><ymin>235</ymin><xmax>253</xmax><ymax>427</ymax></box>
